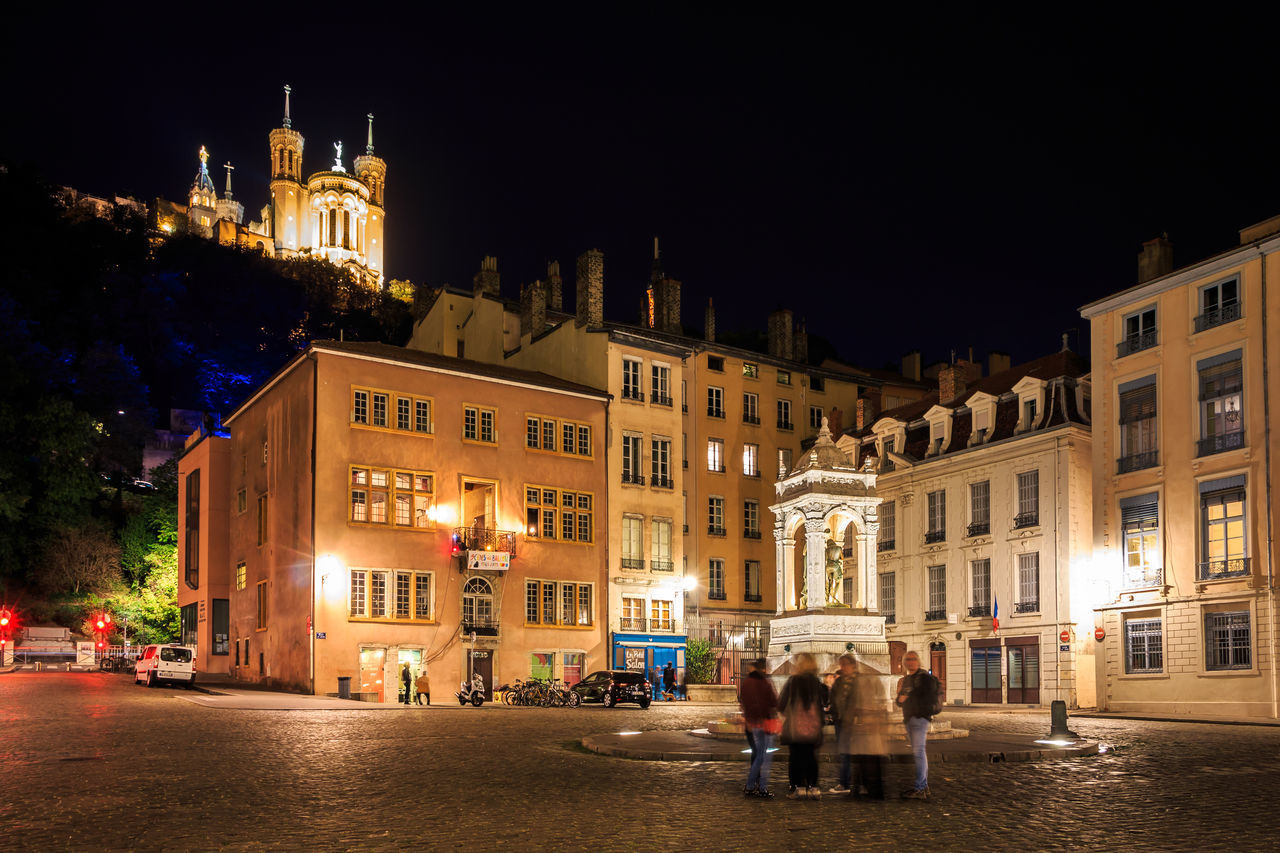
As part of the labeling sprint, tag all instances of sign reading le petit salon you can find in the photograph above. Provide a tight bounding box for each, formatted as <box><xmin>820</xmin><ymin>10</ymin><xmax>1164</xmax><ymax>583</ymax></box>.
<box><xmin>468</xmin><ymin>551</ymin><xmax>510</xmax><ymax>571</ymax></box>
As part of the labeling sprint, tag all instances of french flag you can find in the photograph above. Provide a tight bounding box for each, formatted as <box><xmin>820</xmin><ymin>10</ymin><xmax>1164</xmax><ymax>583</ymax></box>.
<box><xmin>992</xmin><ymin>597</ymin><xmax>1000</xmax><ymax>636</ymax></box>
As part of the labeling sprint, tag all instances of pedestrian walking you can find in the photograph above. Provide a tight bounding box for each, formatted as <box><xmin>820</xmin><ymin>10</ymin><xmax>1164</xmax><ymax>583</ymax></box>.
<box><xmin>738</xmin><ymin>657</ymin><xmax>780</xmax><ymax>798</ymax></box>
<box><xmin>401</xmin><ymin>663</ymin><xmax>413</xmax><ymax>705</ymax></box>
<box><xmin>849</xmin><ymin>660</ymin><xmax>888</xmax><ymax>799</ymax></box>
<box><xmin>415</xmin><ymin>670</ymin><xmax>431</xmax><ymax>706</ymax></box>
<box><xmin>895</xmin><ymin>650</ymin><xmax>940</xmax><ymax>800</ymax></box>
<box><xmin>651</xmin><ymin>665</ymin><xmax>663</xmax><ymax>701</ymax></box>
<box><xmin>777</xmin><ymin>652</ymin><xmax>826</xmax><ymax>799</ymax></box>
<box><xmin>827</xmin><ymin>655</ymin><xmax>857</xmax><ymax>794</ymax></box>
<box><xmin>662</xmin><ymin>662</ymin><xmax>676</xmax><ymax>701</ymax></box>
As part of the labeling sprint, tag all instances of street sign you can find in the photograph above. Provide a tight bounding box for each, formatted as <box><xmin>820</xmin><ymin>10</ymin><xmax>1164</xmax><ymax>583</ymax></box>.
<box><xmin>1094</xmin><ymin>627</ymin><xmax>1106</xmax><ymax>641</ymax></box>
<box><xmin>315</xmin><ymin>632</ymin><xmax>326</xmax><ymax>639</ymax></box>
<box><xmin>1059</xmin><ymin>644</ymin><xmax>1071</xmax><ymax>652</ymax></box>
<box><xmin>1059</xmin><ymin>629</ymin><xmax>1070</xmax><ymax>643</ymax></box>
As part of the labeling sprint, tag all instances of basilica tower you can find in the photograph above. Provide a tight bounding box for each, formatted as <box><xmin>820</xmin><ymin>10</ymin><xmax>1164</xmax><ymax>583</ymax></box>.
<box><xmin>352</xmin><ymin>113</ymin><xmax>387</xmax><ymax>286</ymax></box>
<box><xmin>187</xmin><ymin>146</ymin><xmax>218</xmax><ymax>238</ymax></box>
<box><xmin>268</xmin><ymin>85</ymin><xmax>307</xmax><ymax>257</ymax></box>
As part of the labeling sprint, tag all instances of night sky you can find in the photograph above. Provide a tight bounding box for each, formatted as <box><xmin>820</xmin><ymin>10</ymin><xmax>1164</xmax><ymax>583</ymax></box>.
<box><xmin>6</xmin><ymin>8</ymin><xmax>1280</xmax><ymax>372</ymax></box>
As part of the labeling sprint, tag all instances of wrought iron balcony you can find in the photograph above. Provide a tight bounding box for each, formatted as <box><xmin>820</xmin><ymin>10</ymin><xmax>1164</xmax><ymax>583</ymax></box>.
<box><xmin>777</xmin><ymin>420</ymin><xmax>794</xmax><ymax>431</ymax></box>
<box><xmin>966</xmin><ymin>521</ymin><xmax>990</xmax><ymax>537</ymax></box>
<box><xmin>621</xmin><ymin>472</ymin><xmax>646</xmax><ymax>486</ymax></box>
<box><xmin>709</xmin><ymin>589</ymin><xmax>727</xmax><ymax>601</ymax></box>
<box><xmin>652</xmin><ymin>394</ymin><xmax>673</xmax><ymax>407</ymax></box>
<box><xmin>620</xmin><ymin>558</ymin><xmax>645</xmax><ymax>571</ymax></box>
<box><xmin>1197</xmin><ymin>430</ymin><xmax>1245</xmax><ymax>457</ymax></box>
<box><xmin>1123</xmin><ymin>567</ymin><xmax>1163</xmax><ymax>589</ymax></box>
<box><xmin>744</xmin><ymin>592</ymin><xmax>763</xmax><ymax>603</ymax></box>
<box><xmin>453</xmin><ymin>527</ymin><xmax>517</xmax><ymax>555</ymax></box>
<box><xmin>707</xmin><ymin>406</ymin><xmax>725</xmax><ymax>418</ymax></box>
<box><xmin>461</xmin><ymin>616</ymin><xmax>500</xmax><ymax>636</ymax></box>
<box><xmin>651</xmin><ymin>476</ymin><xmax>674</xmax><ymax>489</ymax></box>
<box><xmin>924</xmin><ymin>609</ymin><xmax>946</xmax><ymax>622</ymax></box>
<box><xmin>1013</xmin><ymin>512</ymin><xmax>1039</xmax><ymax>529</ymax></box>
<box><xmin>1194</xmin><ymin>301</ymin><xmax>1241</xmax><ymax>332</ymax></box>
<box><xmin>743</xmin><ymin>413</ymin><xmax>761</xmax><ymax>425</ymax></box>
<box><xmin>924</xmin><ymin>530</ymin><xmax>946</xmax><ymax>544</ymax></box>
<box><xmin>1117</xmin><ymin>330</ymin><xmax>1158</xmax><ymax>358</ymax></box>
<box><xmin>877</xmin><ymin>539</ymin><xmax>895</xmax><ymax>552</ymax></box>
<box><xmin>650</xmin><ymin>559</ymin><xmax>674</xmax><ymax>572</ymax></box>
<box><xmin>744</xmin><ymin>530</ymin><xmax>762</xmax><ymax>540</ymax></box>
<box><xmin>622</xmin><ymin>388</ymin><xmax>645</xmax><ymax>402</ymax></box>
<box><xmin>968</xmin><ymin>604</ymin><xmax>991</xmax><ymax>618</ymax></box>
<box><xmin>619</xmin><ymin>616</ymin><xmax>647</xmax><ymax>631</ymax></box>
<box><xmin>1198</xmin><ymin>558</ymin><xmax>1251</xmax><ymax>580</ymax></box>
<box><xmin>708</xmin><ymin>525</ymin><xmax>727</xmax><ymax>537</ymax></box>
<box><xmin>1013</xmin><ymin>600</ymin><xmax>1039</xmax><ymax>614</ymax></box>
<box><xmin>1117</xmin><ymin>451</ymin><xmax>1158</xmax><ymax>474</ymax></box>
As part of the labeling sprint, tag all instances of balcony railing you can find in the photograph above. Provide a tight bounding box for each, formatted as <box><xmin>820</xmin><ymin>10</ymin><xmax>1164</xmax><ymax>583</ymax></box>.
<box><xmin>1117</xmin><ymin>330</ymin><xmax>1158</xmax><ymax>358</ymax></box>
<box><xmin>1195</xmin><ymin>301</ymin><xmax>1241</xmax><ymax>332</ymax></box>
<box><xmin>622</xmin><ymin>388</ymin><xmax>644</xmax><ymax>402</ymax></box>
<box><xmin>621</xmin><ymin>472</ymin><xmax>646</xmax><ymax>486</ymax></box>
<box><xmin>877</xmin><ymin>539</ymin><xmax>895</xmax><ymax>552</ymax></box>
<box><xmin>1117</xmin><ymin>451</ymin><xmax>1158</xmax><ymax>474</ymax></box>
<box><xmin>1013</xmin><ymin>600</ymin><xmax>1039</xmax><ymax>614</ymax></box>
<box><xmin>924</xmin><ymin>530</ymin><xmax>946</xmax><ymax>544</ymax></box>
<box><xmin>651</xmin><ymin>476</ymin><xmax>674</xmax><ymax>489</ymax></box>
<box><xmin>461</xmin><ymin>616</ymin><xmax>500</xmax><ymax>636</ymax></box>
<box><xmin>883</xmin><ymin>614</ymin><xmax>896</xmax><ymax>625</ymax></box>
<box><xmin>619</xmin><ymin>616</ymin><xmax>647</xmax><ymax>631</ymax></box>
<box><xmin>967</xmin><ymin>521</ymin><xmax>990</xmax><ymax>537</ymax></box>
<box><xmin>1198</xmin><ymin>557</ymin><xmax>1251</xmax><ymax>580</ymax></box>
<box><xmin>744</xmin><ymin>593</ymin><xmax>763</xmax><ymax>603</ymax></box>
<box><xmin>650</xmin><ymin>619</ymin><xmax>678</xmax><ymax>633</ymax></box>
<box><xmin>453</xmin><ymin>527</ymin><xmax>517</xmax><ymax>555</ymax></box>
<box><xmin>968</xmin><ymin>604</ymin><xmax>991</xmax><ymax>618</ymax></box>
<box><xmin>743</xmin><ymin>413</ymin><xmax>761</xmax><ymax>425</ymax></box>
<box><xmin>1197</xmin><ymin>430</ymin><xmax>1245</xmax><ymax>457</ymax></box>
<box><xmin>709</xmin><ymin>590</ymin><xmax>727</xmax><ymax>601</ymax></box>
<box><xmin>924</xmin><ymin>609</ymin><xmax>946</xmax><ymax>622</ymax></box>
<box><xmin>744</xmin><ymin>530</ymin><xmax>762</xmax><ymax>540</ymax></box>
<box><xmin>620</xmin><ymin>558</ymin><xmax>645</xmax><ymax>571</ymax></box>
<box><xmin>707</xmin><ymin>406</ymin><xmax>725</xmax><ymax>418</ymax></box>
<box><xmin>650</xmin><ymin>559</ymin><xmax>674</xmax><ymax>572</ymax></box>
<box><xmin>620</xmin><ymin>617</ymin><xmax>680</xmax><ymax>633</ymax></box>
<box><xmin>777</xmin><ymin>420</ymin><xmax>794</xmax><ymax>431</ymax></box>
<box><xmin>1013</xmin><ymin>512</ymin><xmax>1039</xmax><ymax>529</ymax></box>
<box><xmin>652</xmin><ymin>394</ymin><xmax>673</xmax><ymax>407</ymax></box>
<box><xmin>708</xmin><ymin>525</ymin><xmax>727</xmax><ymax>537</ymax></box>
<box><xmin>1123</xmin><ymin>567</ymin><xmax>1163</xmax><ymax>589</ymax></box>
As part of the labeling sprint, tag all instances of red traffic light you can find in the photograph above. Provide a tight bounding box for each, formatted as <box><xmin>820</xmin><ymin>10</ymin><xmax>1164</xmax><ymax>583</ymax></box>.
<box><xmin>0</xmin><ymin>610</ymin><xmax>10</xmax><ymax>627</ymax></box>
<box><xmin>95</xmin><ymin>618</ymin><xmax>106</xmax><ymax>630</ymax></box>
<box><xmin>96</xmin><ymin>640</ymin><xmax>106</xmax><ymax>648</ymax></box>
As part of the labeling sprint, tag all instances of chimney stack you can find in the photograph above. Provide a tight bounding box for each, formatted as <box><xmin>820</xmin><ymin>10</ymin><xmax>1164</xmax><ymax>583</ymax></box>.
<box><xmin>704</xmin><ymin>298</ymin><xmax>716</xmax><ymax>342</ymax></box>
<box><xmin>987</xmin><ymin>351</ymin><xmax>1011</xmax><ymax>376</ymax></box>
<box><xmin>546</xmin><ymin>261</ymin><xmax>563</xmax><ymax>311</ymax></box>
<box><xmin>794</xmin><ymin>318</ymin><xmax>808</xmax><ymax>364</ymax></box>
<box><xmin>828</xmin><ymin>406</ymin><xmax>844</xmax><ymax>436</ymax></box>
<box><xmin>575</xmin><ymin>249</ymin><xmax>604</xmax><ymax>327</ymax></box>
<box><xmin>520</xmin><ymin>280</ymin><xmax>547</xmax><ymax>339</ymax></box>
<box><xmin>938</xmin><ymin>363</ymin><xmax>968</xmax><ymax>403</ymax></box>
<box><xmin>768</xmin><ymin>308</ymin><xmax>794</xmax><ymax>359</ymax></box>
<box><xmin>473</xmin><ymin>255</ymin><xmax>500</xmax><ymax>298</ymax></box>
<box><xmin>855</xmin><ymin>398</ymin><xmax>877</xmax><ymax>431</ymax></box>
<box><xmin>902</xmin><ymin>350</ymin><xmax>922</xmax><ymax>382</ymax></box>
<box><xmin>1137</xmin><ymin>234</ymin><xmax>1173</xmax><ymax>283</ymax></box>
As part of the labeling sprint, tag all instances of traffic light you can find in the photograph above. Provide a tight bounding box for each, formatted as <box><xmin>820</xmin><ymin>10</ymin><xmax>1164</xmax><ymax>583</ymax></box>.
<box><xmin>93</xmin><ymin>612</ymin><xmax>113</xmax><ymax>650</ymax></box>
<box><xmin>0</xmin><ymin>609</ymin><xmax>10</xmax><ymax>629</ymax></box>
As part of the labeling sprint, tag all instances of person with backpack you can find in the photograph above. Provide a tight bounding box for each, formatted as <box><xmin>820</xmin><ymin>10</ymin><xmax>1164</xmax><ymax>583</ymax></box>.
<box><xmin>895</xmin><ymin>650</ymin><xmax>940</xmax><ymax>800</ymax></box>
<box><xmin>777</xmin><ymin>652</ymin><xmax>827</xmax><ymax>799</ymax></box>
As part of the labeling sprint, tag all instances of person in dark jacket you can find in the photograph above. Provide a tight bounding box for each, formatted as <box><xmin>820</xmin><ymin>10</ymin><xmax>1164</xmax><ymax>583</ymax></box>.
<box><xmin>777</xmin><ymin>652</ymin><xmax>827</xmax><ymax>799</ymax></box>
<box><xmin>738</xmin><ymin>658</ymin><xmax>779</xmax><ymax>798</ymax></box>
<box><xmin>662</xmin><ymin>662</ymin><xmax>676</xmax><ymax>700</ymax></box>
<box><xmin>895</xmin><ymin>650</ymin><xmax>939</xmax><ymax>799</ymax></box>
<box><xmin>401</xmin><ymin>663</ymin><xmax>413</xmax><ymax>705</ymax></box>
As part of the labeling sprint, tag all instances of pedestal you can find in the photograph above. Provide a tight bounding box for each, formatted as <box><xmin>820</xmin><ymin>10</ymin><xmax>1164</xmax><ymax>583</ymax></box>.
<box><xmin>767</xmin><ymin>610</ymin><xmax>889</xmax><ymax>676</ymax></box>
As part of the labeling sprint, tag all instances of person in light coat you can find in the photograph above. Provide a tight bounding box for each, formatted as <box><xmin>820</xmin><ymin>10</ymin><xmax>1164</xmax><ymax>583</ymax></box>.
<box><xmin>833</xmin><ymin>656</ymin><xmax>888</xmax><ymax>799</ymax></box>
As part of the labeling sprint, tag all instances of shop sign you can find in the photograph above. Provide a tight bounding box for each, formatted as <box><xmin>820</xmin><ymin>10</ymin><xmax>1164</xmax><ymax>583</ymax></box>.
<box><xmin>467</xmin><ymin>551</ymin><xmax>510</xmax><ymax>571</ymax></box>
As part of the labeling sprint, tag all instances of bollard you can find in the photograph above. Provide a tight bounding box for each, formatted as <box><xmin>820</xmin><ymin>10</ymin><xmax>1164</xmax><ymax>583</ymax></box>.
<box><xmin>1048</xmin><ymin>699</ymin><xmax>1078</xmax><ymax>739</ymax></box>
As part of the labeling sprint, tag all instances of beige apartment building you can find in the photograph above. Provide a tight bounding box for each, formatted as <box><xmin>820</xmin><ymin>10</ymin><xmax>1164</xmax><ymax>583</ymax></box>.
<box><xmin>177</xmin><ymin>341</ymin><xmax>609</xmax><ymax>700</ymax></box>
<box><xmin>1081</xmin><ymin>219</ymin><xmax>1280</xmax><ymax>718</ymax></box>
<box><xmin>838</xmin><ymin>351</ymin><xmax>1096</xmax><ymax>708</ymax></box>
<box><xmin>407</xmin><ymin>250</ymin><xmax>891</xmax><ymax>679</ymax></box>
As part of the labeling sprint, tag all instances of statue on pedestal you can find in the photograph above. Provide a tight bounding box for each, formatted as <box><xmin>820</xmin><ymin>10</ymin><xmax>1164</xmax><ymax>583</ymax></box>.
<box><xmin>825</xmin><ymin>538</ymin><xmax>845</xmax><ymax>606</ymax></box>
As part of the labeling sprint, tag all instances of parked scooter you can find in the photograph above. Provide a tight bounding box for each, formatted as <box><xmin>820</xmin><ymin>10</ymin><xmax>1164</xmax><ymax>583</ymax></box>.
<box><xmin>456</xmin><ymin>672</ymin><xmax>486</xmax><ymax>707</ymax></box>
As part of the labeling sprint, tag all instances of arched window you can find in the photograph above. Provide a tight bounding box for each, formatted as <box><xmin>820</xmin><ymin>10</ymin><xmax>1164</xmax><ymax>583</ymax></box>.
<box><xmin>328</xmin><ymin>207</ymin><xmax>337</xmax><ymax>247</ymax></box>
<box><xmin>287</xmin><ymin>149</ymin><xmax>293</xmax><ymax>174</ymax></box>
<box><xmin>277</xmin><ymin>149</ymin><xmax>284</xmax><ymax>174</ymax></box>
<box><xmin>343</xmin><ymin>209</ymin><xmax>351</xmax><ymax>249</ymax></box>
<box><xmin>462</xmin><ymin>577</ymin><xmax>493</xmax><ymax>627</ymax></box>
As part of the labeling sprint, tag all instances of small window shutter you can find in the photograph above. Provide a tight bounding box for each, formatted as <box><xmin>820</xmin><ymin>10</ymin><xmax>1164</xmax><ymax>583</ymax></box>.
<box><xmin>1199</xmin><ymin>474</ymin><xmax>1246</xmax><ymax>495</ymax></box>
<box><xmin>1118</xmin><ymin>378</ymin><xmax>1157</xmax><ymax>424</ymax></box>
<box><xmin>1119</xmin><ymin>492</ymin><xmax>1159</xmax><ymax>526</ymax></box>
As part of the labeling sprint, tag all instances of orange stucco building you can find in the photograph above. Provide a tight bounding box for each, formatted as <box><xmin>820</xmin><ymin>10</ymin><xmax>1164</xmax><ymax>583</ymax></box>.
<box><xmin>177</xmin><ymin>341</ymin><xmax>610</xmax><ymax>700</ymax></box>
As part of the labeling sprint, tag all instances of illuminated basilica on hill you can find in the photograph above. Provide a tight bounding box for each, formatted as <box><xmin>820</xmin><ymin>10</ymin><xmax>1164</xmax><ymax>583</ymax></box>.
<box><xmin>155</xmin><ymin>86</ymin><xmax>387</xmax><ymax>290</ymax></box>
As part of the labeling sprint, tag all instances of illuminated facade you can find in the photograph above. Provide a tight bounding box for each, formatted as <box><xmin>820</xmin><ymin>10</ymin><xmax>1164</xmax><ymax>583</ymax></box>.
<box><xmin>156</xmin><ymin>86</ymin><xmax>387</xmax><ymax>289</ymax></box>
<box><xmin>176</xmin><ymin>341</ymin><xmax>608</xmax><ymax>700</ymax></box>
<box><xmin>1081</xmin><ymin>219</ymin><xmax>1280</xmax><ymax>718</ymax></box>
<box><xmin>838</xmin><ymin>351</ymin><xmax>1095</xmax><ymax>708</ymax></box>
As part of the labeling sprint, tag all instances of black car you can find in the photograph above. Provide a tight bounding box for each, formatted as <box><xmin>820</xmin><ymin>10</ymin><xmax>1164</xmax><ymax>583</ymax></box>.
<box><xmin>569</xmin><ymin>670</ymin><xmax>651</xmax><ymax>709</ymax></box>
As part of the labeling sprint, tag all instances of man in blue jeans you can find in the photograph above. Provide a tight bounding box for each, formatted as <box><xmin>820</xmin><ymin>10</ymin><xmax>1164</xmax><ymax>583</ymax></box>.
<box><xmin>895</xmin><ymin>650</ymin><xmax>938</xmax><ymax>800</ymax></box>
<box><xmin>651</xmin><ymin>665</ymin><xmax>663</xmax><ymax>701</ymax></box>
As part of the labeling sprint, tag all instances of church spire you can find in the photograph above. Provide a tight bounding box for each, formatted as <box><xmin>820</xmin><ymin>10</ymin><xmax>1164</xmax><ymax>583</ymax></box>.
<box><xmin>283</xmin><ymin>84</ymin><xmax>292</xmax><ymax>129</ymax></box>
<box><xmin>366</xmin><ymin>113</ymin><xmax>375</xmax><ymax>155</ymax></box>
<box><xmin>223</xmin><ymin>162</ymin><xmax>235</xmax><ymax>199</ymax></box>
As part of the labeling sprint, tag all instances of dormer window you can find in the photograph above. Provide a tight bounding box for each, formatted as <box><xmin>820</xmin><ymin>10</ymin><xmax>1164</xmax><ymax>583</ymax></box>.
<box><xmin>923</xmin><ymin>406</ymin><xmax>953</xmax><ymax>456</ymax></box>
<box><xmin>1023</xmin><ymin>399</ymin><xmax>1037</xmax><ymax>429</ymax></box>
<box><xmin>1013</xmin><ymin>377</ymin><xmax>1047</xmax><ymax>433</ymax></box>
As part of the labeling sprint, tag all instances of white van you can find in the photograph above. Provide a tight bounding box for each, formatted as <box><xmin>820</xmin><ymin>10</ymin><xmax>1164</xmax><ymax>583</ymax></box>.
<box><xmin>134</xmin><ymin>644</ymin><xmax>196</xmax><ymax>688</ymax></box>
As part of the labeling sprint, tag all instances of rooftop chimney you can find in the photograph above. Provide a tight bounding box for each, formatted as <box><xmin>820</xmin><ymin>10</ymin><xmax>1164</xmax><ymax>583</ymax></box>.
<box><xmin>768</xmin><ymin>309</ymin><xmax>794</xmax><ymax>360</ymax></box>
<box><xmin>987</xmin><ymin>351</ymin><xmax>1011</xmax><ymax>376</ymax></box>
<box><xmin>828</xmin><ymin>406</ymin><xmax>844</xmax><ymax>436</ymax></box>
<box><xmin>1137</xmin><ymin>234</ymin><xmax>1173</xmax><ymax>284</ymax></box>
<box><xmin>855</xmin><ymin>398</ymin><xmax>876</xmax><ymax>431</ymax></box>
<box><xmin>473</xmin><ymin>255</ymin><xmax>500</xmax><ymax>298</ymax></box>
<box><xmin>794</xmin><ymin>318</ymin><xmax>808</xmax><ymax>364</ymax></box>
<box><xmin>520</xmin><ymin>280</ymin><xmax>547</xmax><ymax>339</ymax></box>
<box><xmin>938</xmin><ymin>363</ymin><xmax>967</xmax><ymax>403</ymax></box>
<box><xmin>704</xmin><ymin>298</ymin><xmax>715</xmax><ymax>342</ymax></box>
<box><xmin>575</xmin><ymin>249</ymin><xmax>604</xmax><ymax>327</ymax></box>
<box><xmin>546</xmin><ymin>260</ymin><xmax>563</xmax><ymax>311</ymax></box>
<box><xmin>902</xmin><ymin>350</ymin><xmax>922</xmax><ymax>382</ymax></box>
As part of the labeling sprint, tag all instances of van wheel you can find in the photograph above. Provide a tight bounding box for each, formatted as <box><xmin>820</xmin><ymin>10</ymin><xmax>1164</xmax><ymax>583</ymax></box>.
<box><xmin>147</xmin><ymin>671</ymin><xmax>156</xmax><ymax>688</ymax></box>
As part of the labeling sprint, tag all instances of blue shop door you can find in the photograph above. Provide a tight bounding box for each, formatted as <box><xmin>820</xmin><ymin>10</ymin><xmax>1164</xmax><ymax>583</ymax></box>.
<box><xmin>653</xmin><ymin>648</ymin><xmax>676</xmax><ymax>695</ymax></box>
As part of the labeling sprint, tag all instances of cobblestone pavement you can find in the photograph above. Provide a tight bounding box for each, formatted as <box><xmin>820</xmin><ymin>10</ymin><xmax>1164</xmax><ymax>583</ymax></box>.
<box><xmin>4</xmin><ymin>672</ymin><xmax>1280</xmax><ymax>852</ymax></box>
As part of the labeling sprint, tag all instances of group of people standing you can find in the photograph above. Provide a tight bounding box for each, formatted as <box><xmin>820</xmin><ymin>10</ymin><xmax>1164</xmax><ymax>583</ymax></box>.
<box><xmin>401</xmin><ymin>663</ymin><xmax>430</xmax><ymax>706</ymax></box>
<box><xmin>650</xmin><ymin>662</ymin><xmax>687</xmax><ymax>701</ymax></box>
<box><xmin>737</xmin><ymin>650</ymin><xmax>939</xmax><ymax>801</ymax></box>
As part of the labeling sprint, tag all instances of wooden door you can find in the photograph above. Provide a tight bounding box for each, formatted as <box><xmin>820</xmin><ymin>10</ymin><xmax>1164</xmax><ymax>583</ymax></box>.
<box><xmin>1006</xmin><ymin>643</ymin><xmax>1040</xmax><ymax>704</ymax></box>
<box><xmin>970</xmin><ymin>645</ymin><xmax>1001</xmax><ymax>703</ymax></box>
<box><xmin>929</xmin><ymin>645</ymin><xmax>947</xmax><ymax>704</ymax></box>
